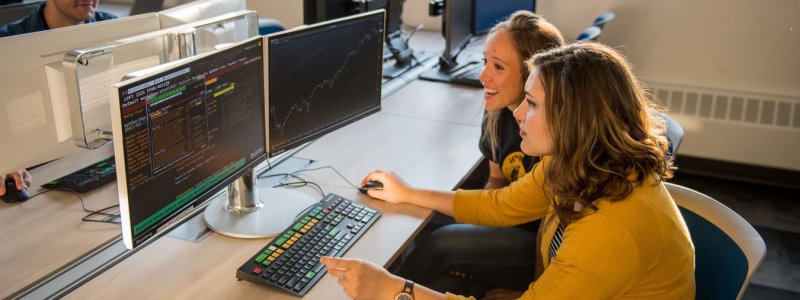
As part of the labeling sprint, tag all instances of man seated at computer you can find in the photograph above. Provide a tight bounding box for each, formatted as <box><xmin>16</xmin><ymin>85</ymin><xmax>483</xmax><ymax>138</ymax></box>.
<box><xmin>0</xmin><ymin>0</ymin><xmax>117</xmax><ymax>37</ymax></box>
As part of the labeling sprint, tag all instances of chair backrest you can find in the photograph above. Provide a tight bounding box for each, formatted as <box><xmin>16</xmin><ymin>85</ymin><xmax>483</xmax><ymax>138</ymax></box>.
<box><xmin>576</xmin><ymin>25</ymin><xmax>601</xmax><ymax>42</ymax></box>
<box><xmin>258</xmin><ymin>17</ymin><xmax>285</xmax><ymax>35</ymax></box>
<box><xmin>665</xmin><ymin>182</ymin><xmax>766</xmax><ymax>300</ymax></box>
<box><xmin>660</xmin><ymin>112</ymin><xmax>684</xmax><ymax>158</ymax></box>
<box><xmin>0</xmin><ymin>0</ymin><xmax>42</xmax><ymax>27</ymax></box>
<box><xmin>130</xmin><ymin>0</ymin><xmax>164</xmax><ymax>16</ymax></box>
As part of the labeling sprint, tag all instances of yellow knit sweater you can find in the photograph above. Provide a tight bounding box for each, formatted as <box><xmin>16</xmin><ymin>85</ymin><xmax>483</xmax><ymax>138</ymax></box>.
<box><xmin>447</xmin><ymin>157</ymin><xmax>695</xmax><ymax>299</ymax></box>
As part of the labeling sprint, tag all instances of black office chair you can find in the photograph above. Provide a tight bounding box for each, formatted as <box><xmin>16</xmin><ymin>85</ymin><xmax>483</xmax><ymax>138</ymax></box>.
<box><xmin>0</xmin><ymin>0</ymin><xmax>43</xmax><ymax>27</ymax></box>
<box><xmin>129</xmin><ymin>0</ymin><xmax>164</xmax><ymax>16</ymax></box>
<box><xmin>593</xmin><ymin>11</ymin><xmax>615</xmax><ymax>29</ymax></box>
<box><xmin>575</xmin><ymin>25</ymin><xmax>602</xmax><ymax>42</ymax></box>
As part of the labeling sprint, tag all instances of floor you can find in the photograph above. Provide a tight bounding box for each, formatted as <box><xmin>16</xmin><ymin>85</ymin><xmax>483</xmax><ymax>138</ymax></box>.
<box><xmin>670</xmin><ymin>170</ymin><xmax>800</xmax><ymax>299</ymax></box>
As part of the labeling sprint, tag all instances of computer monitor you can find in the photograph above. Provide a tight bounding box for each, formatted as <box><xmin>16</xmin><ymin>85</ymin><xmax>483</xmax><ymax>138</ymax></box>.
<box><xmin>157</xmin><ymin>0</ymin><xmax>247</xmax><ymax>29</ymax></box>
<box><xmin>110</xmin><ymin>36</ymin><xmax>267</xmax><ymax>249</ymax></box>
<box><xmin>418</xmin><ymin>0</ymin><xmax>475</xmax><ymax>83</ymax></box>
<box><xmin>303</xmin><ymin>0</ymin><xmax>414</xmax><ymax>79</ymax></box>
<box><xmin>63</xmin><ymin>10</ymin><xmax>259</xmax><ymax>149</ymax></box>
<box><xmin>441</xmin><ymin>0</ymin><xmax>473</xmax><ymax>69</ymax></box>
<box><xmin>472</xmin><ymin>0</ymin><xmax>535</xmax><ymax>35</ymax></box>
<box><xmin>203</xmin><ymin>10</ymin><xmax>384</xmax><ymax>239</ymax></box>
<box><xmin>266</xmin><ymin>10</ymin><xmax>383</xmax><ymax>155</ymax></box>
<box><xmin>0</xmin><ymin>13</ymin><xmax>161</xmax><ymax>175</ymax></box>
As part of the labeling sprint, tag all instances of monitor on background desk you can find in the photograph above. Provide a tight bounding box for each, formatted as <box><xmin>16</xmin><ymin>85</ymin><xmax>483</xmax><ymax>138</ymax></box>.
<box><xmin>303</xmin><ymin>0</ymin><xmax>417</xmax><ymax>79</ymax></box>
<box><xmin>418</xmin><ymin>0</ymin><xmax>475</xmax><ymax>83</ymax></box>
<box><xmin>0</xmin><ymin>13</ymin><xmax>161</xmax><ymax>175</ymax></box>
<box><xmin>472</xmin><ymin>0</ymin><xmax>536</xmax><ymax>35</ymax></box>
<box><xmin>157</xmin><ymin>0</ymin><xmax>247</xmax><ymax>28</ymax></box>
<box><xmin>63</xmin><ymin>10</ymin><xmax>260</xmax><ymax>149</ymax></box>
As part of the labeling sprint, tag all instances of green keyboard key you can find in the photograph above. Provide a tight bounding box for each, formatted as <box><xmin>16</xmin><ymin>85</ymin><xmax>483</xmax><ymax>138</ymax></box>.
<box><xmin>255</xmin><ymin>253</ymin><xmax>268</xmax><ymax>263</ymax></box>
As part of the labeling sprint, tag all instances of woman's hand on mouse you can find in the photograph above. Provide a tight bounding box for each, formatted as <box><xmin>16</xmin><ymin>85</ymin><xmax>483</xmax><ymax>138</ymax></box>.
<box><xmin>360</xmin><ymin>170</ymin><xmax>413</xmax><ymax>204</ymax></box>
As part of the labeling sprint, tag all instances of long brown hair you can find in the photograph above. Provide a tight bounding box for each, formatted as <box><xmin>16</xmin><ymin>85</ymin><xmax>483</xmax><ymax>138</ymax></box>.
<box><xmin>528</xmin><ymin>42</ymin><xmax>673</xmax><ymax>225</ymax></box>
<box><xmin>483</xmin><ymin>11</ymin><xmax>565</xmax><ymax>159</ymax></box>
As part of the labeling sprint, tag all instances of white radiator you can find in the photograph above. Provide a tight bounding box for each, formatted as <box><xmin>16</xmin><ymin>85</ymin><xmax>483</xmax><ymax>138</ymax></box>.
<box><xmin>647</xmin><ymin>82</ymin><xmax>800</xmax><ymax>172</ymax></box>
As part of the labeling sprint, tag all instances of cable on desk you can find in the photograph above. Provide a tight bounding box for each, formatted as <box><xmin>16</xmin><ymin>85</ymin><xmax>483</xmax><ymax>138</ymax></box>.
<box><xmin>289</xmin><ymin>165</ymin><xmax>364</xmax><ymax>190</ymax></box>
<box><xmin>258</xmin><ymin>165</ymin><xmax>365</xmax><ymax>200</ymax></box>
<box><xmin>261</xmin><ymin>172</ymin><xmax>326</xmax><ymax>197</ymax></box>
<box><xmin>19</xmin><ymin>188</ymin><xmax>121</xmax><ymax>224</ymax></box>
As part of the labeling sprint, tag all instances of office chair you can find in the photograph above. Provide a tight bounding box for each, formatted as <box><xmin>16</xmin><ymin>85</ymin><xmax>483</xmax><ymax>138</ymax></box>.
<box><xmin>593</xmin><ymin>11</ymin><xmax>615</xmax><ymax>29</ymax></box>
<box><xmin>575</xmin><ymin>25</ymin><xmax>602</xmax><ymax>42</ymax></box>
<box><xmin>665</xmin><ymin>183</ymin><xmax>766</xmax><ymax>300</ymax></box>
<box><xmin>0</xmin><ymin>0</ymin><xmax>42</xmax><ymax>27</ymax></box>
<box><xmin>130</xmin><ymin>0</ymin><xmax>164</xmax><ymax>16</ymax></box>
<box><xmin>258</xmin><ymin>18</ymin><xmax>285</xmax><ymax>35</ymax></box>
<box><xmin>660</xmin><ymin>112</ymin><xmax>684</xmax><ymax>158</ymax></box>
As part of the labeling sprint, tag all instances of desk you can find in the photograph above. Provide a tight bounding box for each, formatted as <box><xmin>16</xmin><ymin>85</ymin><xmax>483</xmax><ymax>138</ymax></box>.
<box><xmin>63</xmin><ymin>73</ymin><xmax>484</xmax><ymax>298</ymax></box>
<box><xmin>0</xmin><ymin>144</ymin><xmax>120</xmax><ymax>298</ymax></box>
<box><xmin>0</xmin><ymin>29</ymin><xmax>487</xmax><ymax>298</ymax></box>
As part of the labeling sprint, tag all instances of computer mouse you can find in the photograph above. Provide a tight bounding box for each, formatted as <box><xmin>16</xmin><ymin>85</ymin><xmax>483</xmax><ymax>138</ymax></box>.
<box><xmin>359</xmin><ymin>180</ymin><xmax>384</xmax><ymax>194</ymax></box>
<box><xmin>2</xmin><ymin>177</ymin><xmax>30</xmax><ymax>203</ymax></box>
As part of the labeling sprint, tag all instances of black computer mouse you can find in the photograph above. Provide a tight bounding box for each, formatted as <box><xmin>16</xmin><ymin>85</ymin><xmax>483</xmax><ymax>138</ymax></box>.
<box><xmin>359</xmin><ymin>180</ymin><xmax>384</xmax><ymax>194</ymax></box>
<box><xmin>2</xmin><ymin>177</ymin><xmax>30</xmax><ymax>203</ymax></box>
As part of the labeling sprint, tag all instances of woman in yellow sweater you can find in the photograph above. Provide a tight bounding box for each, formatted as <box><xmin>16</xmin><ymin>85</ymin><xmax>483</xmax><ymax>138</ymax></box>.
<box><xmin>320</xmin><ymin>42</ymin><xmax>695</xmax><ymax>299</ymax></box>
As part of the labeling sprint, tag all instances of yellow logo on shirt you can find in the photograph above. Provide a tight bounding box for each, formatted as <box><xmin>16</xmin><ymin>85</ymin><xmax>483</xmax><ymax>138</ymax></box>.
<box><xmin>502</xmin><ymin>151</ymin><xmax>527</xmax><ymax>183</ymax></box>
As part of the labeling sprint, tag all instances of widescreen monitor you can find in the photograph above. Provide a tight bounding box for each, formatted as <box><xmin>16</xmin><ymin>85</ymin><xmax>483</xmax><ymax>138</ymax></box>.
<box><xmin>0</xmin><ymin>13</ymin><xmax>161</xmax><ymax>175</ymax></box>
<box><xmin>200</xmin><ymin>10</ymin><xmax>386</xmax><ymax>239</ymax></box>
<box><xmin>110</xmin><ymin>36</ymin><xmax>266</xmax><ymax>249</ymax></box>
<box><xmin>472</xmin><ymin>0</ymin><xmax>535</xmax><ymax>34</ymax></box>
<box><xmin>266</xmin><ymin>10</ymin><xmax>384</xmax><ymax>155</ymax></box>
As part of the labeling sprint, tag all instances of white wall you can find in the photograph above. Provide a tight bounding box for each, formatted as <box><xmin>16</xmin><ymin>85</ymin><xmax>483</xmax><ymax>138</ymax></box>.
<box><xmin>534</xmin><ymin>0</ymin><xmax>800</xmax><ymax>171</ymax></box>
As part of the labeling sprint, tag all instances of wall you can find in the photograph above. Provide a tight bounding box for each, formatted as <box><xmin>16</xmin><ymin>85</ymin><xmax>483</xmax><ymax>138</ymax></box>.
<box><xmin>536</xmin><ymin>0</ymin><xmax>800</xmax><ymax>171</ymax></box>
<box><xmin>247</xmin><ymin>0</ymin><xmax>800</xmax><ymax>171</ymax></box>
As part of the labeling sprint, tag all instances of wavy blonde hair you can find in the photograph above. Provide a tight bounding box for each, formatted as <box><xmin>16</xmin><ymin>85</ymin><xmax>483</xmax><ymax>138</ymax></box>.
<box><xmin>527</xmin><ymin>42</ymin><xmax>673</xmax><ymax>225</ymax></box>
<box><xmin>483</xmin><ymin>11</ymin><xmax>565</xmax><ymax>160</ymax></box>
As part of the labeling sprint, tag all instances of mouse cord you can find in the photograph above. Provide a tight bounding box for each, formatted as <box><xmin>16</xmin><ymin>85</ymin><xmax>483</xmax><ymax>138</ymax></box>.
<box><xmin>288</xmin><ymin>166</ymin><xmax>363</xmax><ymax>190</ymax></box>
<box><xmin>23</xmin><ymin>188</ymin><xmax>120</xmax><ymax>224</ymax></box>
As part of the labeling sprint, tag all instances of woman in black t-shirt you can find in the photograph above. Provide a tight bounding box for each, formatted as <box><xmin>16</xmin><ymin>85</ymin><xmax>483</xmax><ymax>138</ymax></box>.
<box><xmin>392</xmin><ymin>11</ymin><xmax>566</xmax><ymax>298</ymax></box>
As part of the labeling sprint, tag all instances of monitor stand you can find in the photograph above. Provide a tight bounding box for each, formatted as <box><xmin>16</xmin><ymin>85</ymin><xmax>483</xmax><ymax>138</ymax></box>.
<box><xmin>418</xmin><ymin>52</ymin><xmax>482</xmax><ymax>85</ymax></box>
<box><xmin>204</xmin><ymin>168</ymin><xmax>316</xmax><ymax>238</ymax></box>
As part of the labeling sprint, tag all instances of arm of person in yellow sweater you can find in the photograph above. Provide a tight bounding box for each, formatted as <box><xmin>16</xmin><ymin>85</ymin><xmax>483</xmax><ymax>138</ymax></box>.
<box><xmin>453</xmin><ymin>159</ymin><xmax>550</xmax><ymax>226</ymax></box>
<box><xmin>521</xmin><ymin>214</ymin><xmax>642</xmax><ymax>299</ymax></box>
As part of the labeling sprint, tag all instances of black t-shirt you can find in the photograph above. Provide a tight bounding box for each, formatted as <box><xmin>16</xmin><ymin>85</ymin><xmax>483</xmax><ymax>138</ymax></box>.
<box><xmin>479</xmin><ymin>109</ymin><xmax>539</xmax><ymax>183</ymax></box>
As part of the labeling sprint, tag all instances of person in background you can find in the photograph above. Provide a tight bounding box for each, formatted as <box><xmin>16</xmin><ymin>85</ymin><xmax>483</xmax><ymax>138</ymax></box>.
<box><xmin>0</xmin><ymin>0</ymin><xmax>117</xmax><ymax>37</ymax></box>
<box><xmin>321</xmin><ymin>42</ymin><xmax>695</xmax><ymax>299</ymax></box>
<box><xmin>0</xmin><ymin>170</ymin><xmax>32</xmax><ymax>198</ymax></box>
<box><xmin>392</xmin><ymin>11</ymin><xmax>565</xmax><ymax>297</ymax></box>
